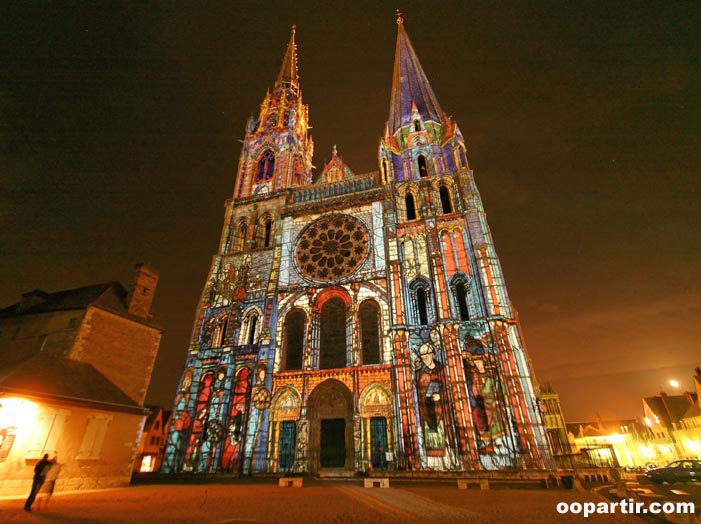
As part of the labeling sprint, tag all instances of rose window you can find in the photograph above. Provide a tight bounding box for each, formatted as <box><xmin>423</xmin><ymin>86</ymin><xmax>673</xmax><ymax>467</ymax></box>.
<box><xmin>295</xmin><ymin>215</ymin><xmax>369</xmax><ymax>282</ymax></box>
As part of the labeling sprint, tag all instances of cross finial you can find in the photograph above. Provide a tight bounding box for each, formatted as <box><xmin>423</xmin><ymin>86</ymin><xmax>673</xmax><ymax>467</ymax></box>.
<box><xmin>395</xmin><ymin>9</ymin><xmax>403</xmax><ymax>25</ymax></box>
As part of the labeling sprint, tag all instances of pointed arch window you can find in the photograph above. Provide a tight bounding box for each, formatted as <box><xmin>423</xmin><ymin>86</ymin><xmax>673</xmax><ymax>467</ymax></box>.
<box><xmin>405</xmin><ymin>193</ymin><xmax>417</xmax><ymax>221</ymax></box>
<box><xmin>409</xmin><ymin>279</ymin><xmax>434</xmax><ymax>325</ymax></box>
<box><xmin>416</xmin><ymin>288</ymin><xmax>429</xmax><ymax>325</ymax></box>
<box><xmin>450</xmin><ymin>275</ymin><xmax>472</xmax><ymax>321</ymax></box>
<box><xmin>439</xmin><ymin>186</ymin><xmax>453</xmax><ymax>214</ymax></box>
<box><xmin>247</xmin><ymin>315</ymin><xmax>258</xmax><ymax>345</ymax></box>
<box><xmin>459</xmin><ymin>147</ymin><xmax>468</xmax><ymax>168</ymax></box>
<box><xmin>381</xmin><ymin>160</ymin><xmax>388</xmax><ymax>184</ymax></box>
<box><xmin>413</xmin><ymin>120</ymin><xmax>421</xmax><ymax>132</ymax></box>
<box><xmin>284</xmin><ymin>309</ymin><xmax>306</xmax><ymax>371</ymax></box>
<box><xmin>255</xmin><ymin>216</ymin><xmax>274</xmax><ymax>248</ymax></box>
<box><xmin>234</xmin><ymin>221</ymin><xmax>248</xmax><ymax>252</ymax></box>
<box><xmin>239</xmin><ymin>310</ymin><xmax>260</xmax><ymax>346</ymax></box>
<box><xmin>257</xmin><ymin>150</ymin><xmax>275</xmax><ymax>181</ymax></box>
<box><xmin>417</xmin><ymin>155</ymin><xmax>429</xmax><ymax>178</ymax></box>
<box><xmin>359</xmin><ymin>301</ymin><xmax>381</xmax><ymax>365</ymax></box>
<box><xmin>211</xmin><ymin>315</ymin><xmax>228</xmax><ymax>348</ymax></box>
<box><xmin>320</xmin><ymin>297</ymin><xmax>347</xmax><ymax>369</ymax></box>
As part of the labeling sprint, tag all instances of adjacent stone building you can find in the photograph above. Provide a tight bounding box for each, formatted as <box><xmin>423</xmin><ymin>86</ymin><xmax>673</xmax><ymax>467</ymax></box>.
<box><xmin>0</xmin><ymin>265</ymin><xmax>162</xmax><ymax>494</ymax></box>
<box><xmin>134</xmin><ymin>406</ymin><xmax>171</xmax><ymax>473</ymax></box>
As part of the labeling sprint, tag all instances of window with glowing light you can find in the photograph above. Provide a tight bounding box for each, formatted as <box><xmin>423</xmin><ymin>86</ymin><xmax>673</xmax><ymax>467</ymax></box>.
<box><xmin>140</xmin><ymin>455</ymin><xmax>154</xmax><ymax>472</ymax></box>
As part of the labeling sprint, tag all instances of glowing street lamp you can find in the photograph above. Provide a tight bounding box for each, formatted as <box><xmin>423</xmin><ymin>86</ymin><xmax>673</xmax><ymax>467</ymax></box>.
<box><xmin>669</xmin><ymin>379</ymin><xmax>680</xmax><ymax>389</ymax></box>
<box><xmin>0</xmin><ymin>397</ymin><xmax>38</xmax><ymax>429</ymax></box>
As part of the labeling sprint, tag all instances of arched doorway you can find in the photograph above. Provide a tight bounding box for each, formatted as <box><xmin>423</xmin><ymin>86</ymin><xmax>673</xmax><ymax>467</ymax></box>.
<box><xmin>307</xmin><ymin>379</ymin><xmax>354</xmax><ymax>472</ymax></box>
<box><xmin>359</xmin><ymin>384</ymin><xmax>394</xmax><ymax>471</ymax></box>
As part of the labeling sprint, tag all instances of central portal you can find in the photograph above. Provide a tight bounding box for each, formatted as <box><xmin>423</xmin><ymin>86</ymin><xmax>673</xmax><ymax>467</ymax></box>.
<box><xmin>307</xmin><ymin>379</ymin><xmax>354</xmax><ymax>472</ymax></box>
<box><xmin>320</xmin><ymin>418</ymin><xmax>346</xmax><ymax>468</ymax></box>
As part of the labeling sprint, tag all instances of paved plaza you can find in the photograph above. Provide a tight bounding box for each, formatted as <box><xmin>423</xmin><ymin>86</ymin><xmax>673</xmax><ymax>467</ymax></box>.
<box><xmin>0</xmin><ymin>480</ymin><xmax>652</xmax><ymax>524</ymax></box>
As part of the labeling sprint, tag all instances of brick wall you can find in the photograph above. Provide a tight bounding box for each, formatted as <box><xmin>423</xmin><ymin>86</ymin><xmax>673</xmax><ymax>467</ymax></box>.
<box><xmin>71</xmin><ymin>306</ymin><xmax>161</xmax><ymax>405</ymax></box>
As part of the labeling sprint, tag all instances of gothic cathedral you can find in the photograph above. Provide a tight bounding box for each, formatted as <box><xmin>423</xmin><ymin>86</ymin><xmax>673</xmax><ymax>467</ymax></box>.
<box><xmin>163</xmin><ymin>18</ymin><xmax>549</xmax><ymax>475</ymax></box>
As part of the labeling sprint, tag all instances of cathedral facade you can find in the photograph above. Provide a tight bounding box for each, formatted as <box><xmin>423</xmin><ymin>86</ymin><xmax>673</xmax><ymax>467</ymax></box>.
<box><xmin>162</xmin><ymin>18</ymin><xmax>549</xmax><ymax>475</ymax></box>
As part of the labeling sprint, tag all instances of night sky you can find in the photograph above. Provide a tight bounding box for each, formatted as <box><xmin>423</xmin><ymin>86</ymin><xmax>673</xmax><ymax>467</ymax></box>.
<box><xmin>2</xmin><ymin>1</ymin><xmax>699</xmax><ymax>422</ymax></box>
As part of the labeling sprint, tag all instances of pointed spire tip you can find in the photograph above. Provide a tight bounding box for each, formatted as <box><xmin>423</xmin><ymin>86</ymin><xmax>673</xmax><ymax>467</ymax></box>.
<box><xmin>395</xmin><ymin>9</ymin><xmax>404</xmax><ymax>25</ymax></box>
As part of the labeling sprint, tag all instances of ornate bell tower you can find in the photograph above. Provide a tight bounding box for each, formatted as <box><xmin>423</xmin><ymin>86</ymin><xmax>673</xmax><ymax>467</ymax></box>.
<box><xmin>162</xmin><ymin>27</ymin><xmax>314</xmax><ymax>475</ymax></box>
<box><xmin>381</xmin><ymin>13</ymin><xmax>548</xmax><ymax>470</ymax></box>
<box><xmin>234</xmin><ymin>25</ymin><xmax>313</xmax><ymax>201</ymax></box>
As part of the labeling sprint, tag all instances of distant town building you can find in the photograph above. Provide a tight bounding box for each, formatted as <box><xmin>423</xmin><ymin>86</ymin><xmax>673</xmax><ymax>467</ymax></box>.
<box><xmin>162</xmin><ymin>18</ymin><xmax>549</xmax><ymax>476</ymax></box>
<box><xmin>563</xmin><ymin>368</ymin><xmax>701</xmax><ymax>469</ymax></box>
<box><xmin>674</xmin><ymin>368</ymin><xmax>701</xmax><ymax>459</ymax></box>
<box><xmin>539</xmin><ymin>384</ymin><xmax>572</xmax><ymax>456</ymax></box>
<box><xmin>134</xmin><ymin>406</ymin><xmax>171</xmax><ymax>473</ymax></box>
<box><xmin>567</xmin><ymin>418</ymin><xmax>648</xmax><ymax>468</ymax></box>
<box><xmin>643</xmin><ymin>388</ymin><xmax>697</xmax><ymax>464</ymax></box>
<box><xmin>0</xmin><ymin>265</ymin><xmax>161</xmax><ymax>495</ymax></box>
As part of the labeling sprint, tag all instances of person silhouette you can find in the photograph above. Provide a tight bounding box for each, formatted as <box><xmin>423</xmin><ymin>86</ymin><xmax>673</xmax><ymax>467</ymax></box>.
<box><xmin>24</xmin><ymin>453</ymin><xmax>56</xmax><ymax>511</ymax></box>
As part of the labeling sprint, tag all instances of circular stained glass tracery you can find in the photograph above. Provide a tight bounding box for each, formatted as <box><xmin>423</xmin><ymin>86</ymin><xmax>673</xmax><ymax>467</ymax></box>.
<box><xmin>295</xmin><ymin>215</ymin><xmax>369</xmax><ymax>282</ymax></box>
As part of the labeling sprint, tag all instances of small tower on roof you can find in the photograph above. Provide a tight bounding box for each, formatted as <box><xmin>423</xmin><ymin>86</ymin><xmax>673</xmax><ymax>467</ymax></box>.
<box><xmin>319</xmin><ymin>145</ymin><xmax>355</xmax><ymax>184</ymax></box>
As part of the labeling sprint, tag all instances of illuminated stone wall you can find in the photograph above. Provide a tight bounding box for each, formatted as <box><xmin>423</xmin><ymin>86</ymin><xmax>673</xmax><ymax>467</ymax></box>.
<box><xmin>163</xmin><ymin>21</ymin><xmax>550</xmax><ymax>475</ymax></box>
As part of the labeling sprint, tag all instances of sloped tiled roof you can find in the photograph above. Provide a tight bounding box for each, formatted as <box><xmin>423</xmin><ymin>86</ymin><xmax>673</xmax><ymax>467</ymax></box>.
<box><xmin>566</xmin><ymin>419</ymin><xmax>639</xmax><ymax>439</ymax></box>
<box><xmin>644</xmin><ymin>394</ymin><xmax>694</xmax><ymax>426</ymax></box>
<box><xmin>0</xmin><ymin>355</ymin><xmax>143</xmax><ymax>414</ymax></box>
<box><xmin>682</xmin><ymin>402</ymin><xmax>701</xmax><ymax>420</ymax></box>
<box><xmin>0</xmin><ymin>282</ymin><xmax>128</xmax><ymax>318</ymax></box>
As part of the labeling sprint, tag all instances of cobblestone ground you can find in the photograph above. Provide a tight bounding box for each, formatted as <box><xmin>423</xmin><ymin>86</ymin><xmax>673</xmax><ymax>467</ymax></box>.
<box><xmin>0</xmin><ymin>482</ymin><xmax>647</xmax><ymax>524</ymax></box>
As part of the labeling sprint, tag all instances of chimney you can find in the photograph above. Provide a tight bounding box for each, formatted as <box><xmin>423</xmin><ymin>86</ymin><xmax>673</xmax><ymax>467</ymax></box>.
<box><xmin>128</xmin><ymin>264</ymin><xmax>159</xmax><ymax>319</ymax></box>
<box><xmin>17</xmin><ymin>290</ymin><xmax>49</xmax><ymax>313</ymax></box>
<box><xmin>684</xmin><ymin>390</ymin><xmax>696</xmax><ymax>405</ymax></box>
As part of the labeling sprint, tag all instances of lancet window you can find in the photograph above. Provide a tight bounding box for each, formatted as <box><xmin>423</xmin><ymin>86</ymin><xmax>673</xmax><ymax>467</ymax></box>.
<box><xmin>283</xmin><ymin>309</ymin><xmax>305</xmax><ymax>371</ymax></box>
<box><xmin>439</xmin><ymin>185</ymin><xmax>453</xmax><ymax>214</ymax></box>
<box><xmin>255</xmin><ymin>215</ymin><xmax>274</xmax><ymax>248</ymax></box>
<box><xmin>239</xmin><ymin>310</ymin><xmax>260</xmax><ymax>346</ymax></box>
<box><xmin>405</xmin><ymin>193</ymin><xmax>417</xmax><ymax>221</ymax></box>
<box><xmin>256</xmin><ymin>150</ymin><xmax>275</xmax><ymax>181</ymax></box>
<box><xmin>450</xmin><ymin>276</ymin><xmax>471</xmax><ymax>321</ymax></box>
<box><xmin>409</xmin><ymin>279</ymin><xmax>434</xmax><ymax>325</ymax></box>
<box><xmin>234</xmin><ymin>220</ymin><xmax>248</xmax><ymax>252</ymax></box>
<box><xmin>211</xmin><ymin>315</ymin><xmax>228</xmax><ymax>348</ymax></box>
<box><xmin>359</xmin><ymin>301</ymin><xmax>381</xmax><ymax>365</ymax></box>
<box><xmin>417</xmin><ymin>155</ymin><xmax>429</xmax><ymax>178</ymax></box>
<box><xmin>319</xmin><ymin>297</ymin><xmax>347</xmax><ymax>369</ymax></box>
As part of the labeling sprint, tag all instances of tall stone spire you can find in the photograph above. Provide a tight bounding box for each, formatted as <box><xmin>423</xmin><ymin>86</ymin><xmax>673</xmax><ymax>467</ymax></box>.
<box><xmin>388</xmin><ymin>15</ymin><xmax>444</xmax><ymax>134</ymax></box>
<box><xmin>276</xmin><ymin>25</ymin><xmax>299</xmax><ymax>92</ymax></box>
<box><xmin>233</xmin><ymin>24</ymin><xmax>313</xmax><ymax>199</ymax></box>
